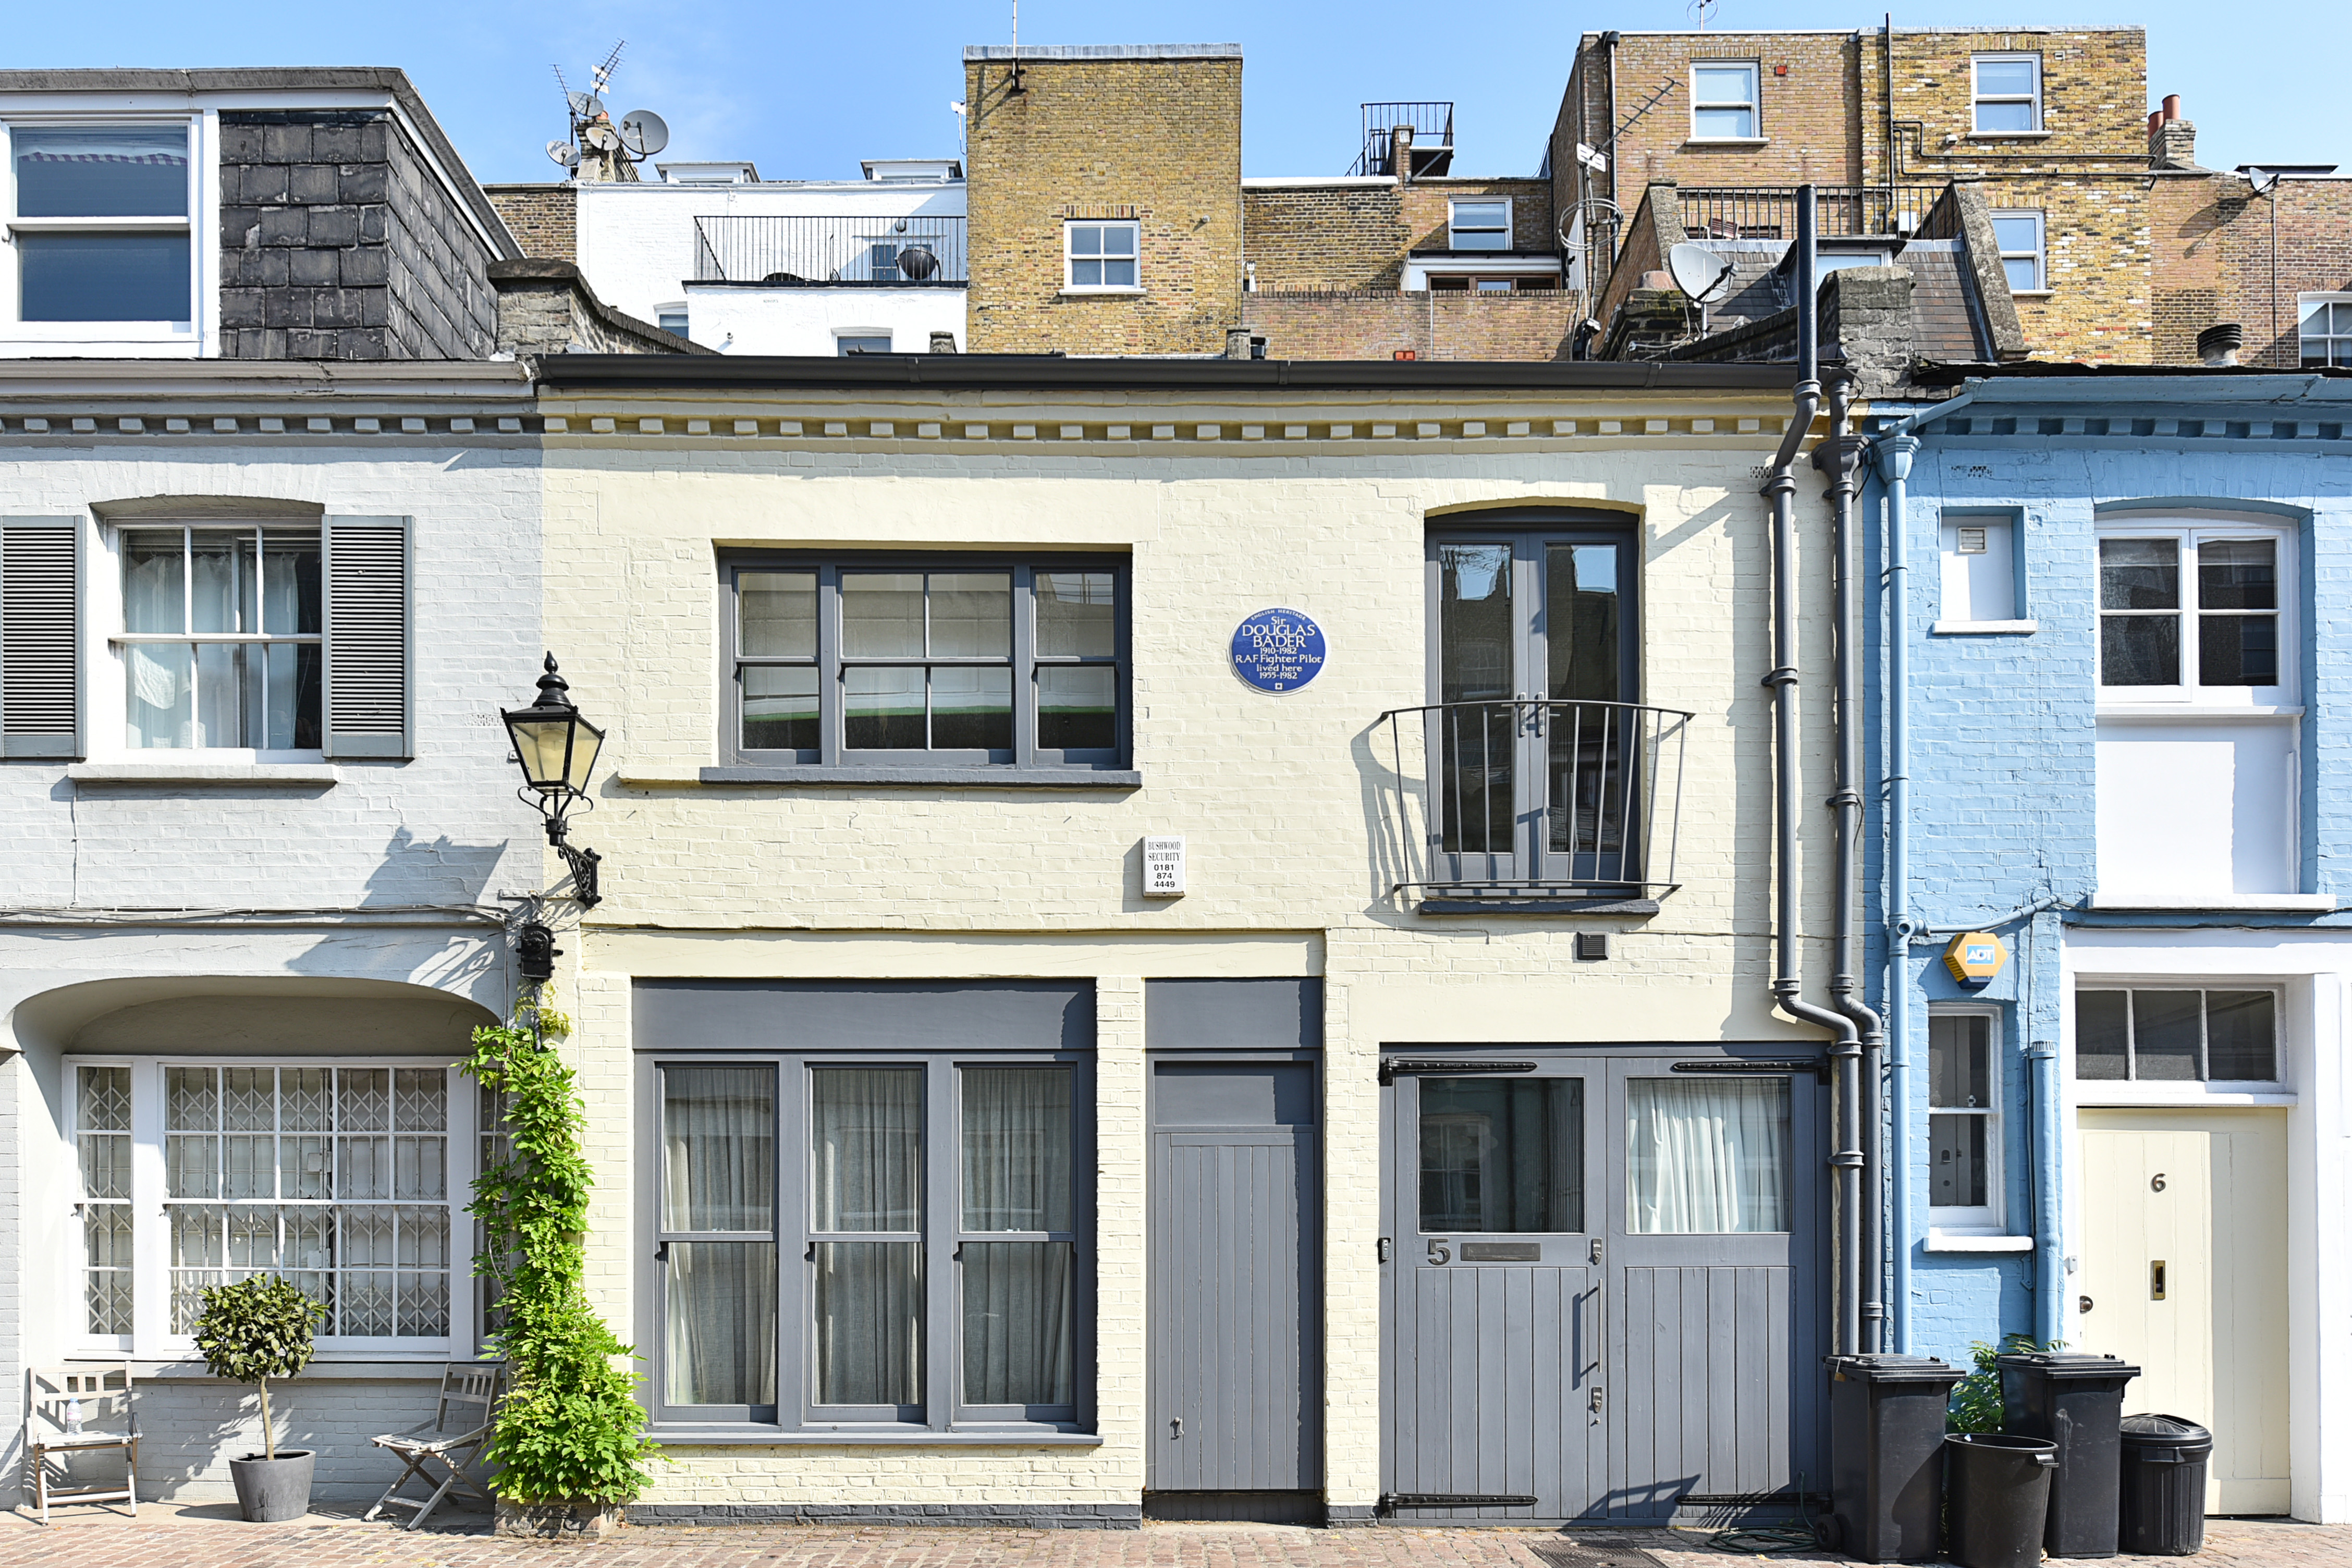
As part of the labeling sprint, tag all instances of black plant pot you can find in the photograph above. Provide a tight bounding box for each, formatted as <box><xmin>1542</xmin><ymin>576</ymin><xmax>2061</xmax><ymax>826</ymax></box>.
<box><xmin>228</xmin><ymin>1450</ymin><xmax>316</xmax><ymax>1523</ymax></box>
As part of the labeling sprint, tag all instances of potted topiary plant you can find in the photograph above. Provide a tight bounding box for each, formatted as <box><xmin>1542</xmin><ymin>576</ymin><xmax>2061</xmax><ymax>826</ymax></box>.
<box><xmin>194</xmin><ymin>1273</ymin><xmax>326</xmax><ymax>1522</ymax></box>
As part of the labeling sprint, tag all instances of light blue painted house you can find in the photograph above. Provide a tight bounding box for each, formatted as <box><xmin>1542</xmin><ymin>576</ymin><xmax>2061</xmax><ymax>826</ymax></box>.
<box><xmin>1863</xmin><ymin>371</ymin><xmax>2352</xmax><ymax>1524</ymax></box>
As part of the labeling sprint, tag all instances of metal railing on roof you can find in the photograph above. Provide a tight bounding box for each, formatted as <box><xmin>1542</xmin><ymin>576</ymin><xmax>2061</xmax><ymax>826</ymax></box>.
<box><xmin>1676</xmin><ymin>186</ymin><xmax>1946</xmax><ymax>241</ymax></box>
<box><xmin>691</xmin><ymin>215</ymin><xmax>969</xmax><ymax>284</ymax></box>
<box><xmin>1351</xmin><ymin>102</ymin><xmax>1456</xmax><ymax>176</ymax></box>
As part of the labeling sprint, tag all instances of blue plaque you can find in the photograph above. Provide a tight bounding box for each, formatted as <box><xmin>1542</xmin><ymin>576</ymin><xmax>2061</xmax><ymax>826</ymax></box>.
<box><xmin>1229</xmin><ymin>607</ymin><xmax>1327</xmax><ymax>694</ymax></box>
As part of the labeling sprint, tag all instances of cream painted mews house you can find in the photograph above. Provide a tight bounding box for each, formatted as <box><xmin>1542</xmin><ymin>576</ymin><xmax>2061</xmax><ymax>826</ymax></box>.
<box><xmin>525</xmin><ymin>353</ymin><xmax>1851</xmax><ymax>1527</ymax></box>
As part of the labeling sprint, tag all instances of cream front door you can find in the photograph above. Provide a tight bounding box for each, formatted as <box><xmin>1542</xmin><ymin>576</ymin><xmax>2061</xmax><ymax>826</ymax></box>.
<box><xmin>2076</xmin><ymin>1110</ymin><xmax>2289</xmax><ymax>1515</ymax></box>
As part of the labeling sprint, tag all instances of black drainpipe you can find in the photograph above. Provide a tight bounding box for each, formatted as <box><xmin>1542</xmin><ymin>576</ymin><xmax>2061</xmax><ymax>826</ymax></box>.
<box><xmin>1814</xmin><ymin>370</ymin><xmax>1885</xmax><ymax>1354</ymax></box>
<box><xmin>1758</xmin><ymin>186</ymin><xmax>1865</xmax><ymax>1358</ymax></box>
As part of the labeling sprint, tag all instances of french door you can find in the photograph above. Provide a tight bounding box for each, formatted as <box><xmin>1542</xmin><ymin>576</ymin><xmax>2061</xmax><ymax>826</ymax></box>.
<box><xmin>1427</xmin><ymin>519</ymin><xmax>1639</xmax><ymax>888</ymax></box>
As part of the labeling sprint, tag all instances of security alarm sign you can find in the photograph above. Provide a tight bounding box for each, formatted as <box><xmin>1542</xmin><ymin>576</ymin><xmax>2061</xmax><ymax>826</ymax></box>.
<box><xmin>1943</xmin><ymin>931</ymin><xmax>2008</xmax><ymax>990</ymax></box>
<box><xmin>1143</xmin><ymin>836</ymin><xmax>1186</xmax><ymax>897</ymax></box>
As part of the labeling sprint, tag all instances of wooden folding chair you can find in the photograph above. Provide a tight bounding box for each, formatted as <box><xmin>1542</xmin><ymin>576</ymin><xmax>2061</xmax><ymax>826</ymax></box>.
<box><xmin>27</xmin><ymin>1365</ymin><xmax>138</xmax><ymax>1523</ymax></box>
<box><xmin>364</xmin><ymin>1363</ymin><xmax>504</xmax><ymax>1529</ymax></box>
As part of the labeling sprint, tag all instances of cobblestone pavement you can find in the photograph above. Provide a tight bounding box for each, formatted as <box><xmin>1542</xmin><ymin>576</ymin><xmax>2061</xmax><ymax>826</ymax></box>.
<box><xmin>1</xmin><ymin>1504</ymin><xmax>2345</xmax><ymax>1568</ymax></box>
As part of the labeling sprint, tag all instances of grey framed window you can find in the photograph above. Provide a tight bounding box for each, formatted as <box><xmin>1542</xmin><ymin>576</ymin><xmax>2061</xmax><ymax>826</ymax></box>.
<box><xmin>653</xmin><ymin>1051</ymin><xmax>1092</xmax><ymax>1433</ymax></box>
<box><xmin>117</xmin><ymin>524</ymin><xmax>322</xmax><ymax>750</ymax></box>
<box><xmin>8</xmin><ymin>123</ymin><xmax>194</xmax><ymax>323</ymax></box>
<box><xmin>2075</xmin><ymin>987</ymin><xmax>2280</xmax><ymax>1083</ymax></box>
<box><xmin>724</xmin><ymin>555</ymin><xmax>1127</xmax><ymax>771</ymax></box>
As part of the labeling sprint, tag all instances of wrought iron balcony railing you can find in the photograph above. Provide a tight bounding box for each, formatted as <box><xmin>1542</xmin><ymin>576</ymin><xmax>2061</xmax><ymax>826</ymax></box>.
<box><xmin>1675</xmin><ymin>186</ymin><xmax>1947</xmax><ymax>241</ymax></box>
<box><xmin>692</xmin><ymin>215</ymin><xmax>969</xmax><ymax>285</ymax></box>
<box><xmin>1371</xmin><ymin>699</ymin><xmax>1692</xmax><ymax>901</ymax></box>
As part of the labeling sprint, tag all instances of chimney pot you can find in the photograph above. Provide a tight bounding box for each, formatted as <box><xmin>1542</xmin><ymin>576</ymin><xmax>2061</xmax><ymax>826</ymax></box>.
<box><xmin>2149</xmin><ymin>110</ymin><xmax>2164</xmax><ymax>138</ymax></box>
<box><xmin>928</xmin><ymin>330</ymin><xmax>958</xmax><ymax>353</ymax></box>
<box><xmin>2164</xmin><ymin>94</ymin><xmax>2183</xmax><ymax>121</ymax></box>
<box><xmin>1225</xmin><ymin>326</ymin><xmax>1254</xmax><ymax>360</ymax></box>
<box><xmin>2198</xmin><ymin>322</ymin><xmax>2244</xmax><ymax>367</ymax></box>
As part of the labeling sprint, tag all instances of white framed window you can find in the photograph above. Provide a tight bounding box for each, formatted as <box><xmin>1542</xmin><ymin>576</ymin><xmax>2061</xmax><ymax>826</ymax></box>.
<box><xmin>1690</xmin><ymin>63</ymin><xmax>1760</xmax><ymax>140</ymax></box>
<box><xmin>2</xmin><ymin>117</ymin><xmax>200</xmax><ymax>341</ymax></box>
<box><xmin>115</xmin><ymin>523</ymin><xmax>322</xmax><ymax>752</ymax></box>
<box><xmin>1992</xmin><ymin>211</ymin><xmax>2045</xmax><ymax>292</ymax></box>
<box><xmin>2075</xmin><ymin>986</ymin><xmax>2281</xmax><ymax>1083</ymax></box>
<box><xmin>835</xmin><ymin>332</ymin><xmax>892</xmax><ymax>356</ymax></box>
<box><xmin>67</xmin><ymin>1058</ymin><xmax>475</xmax><ymax>1356</ymax></box>
<box><xmin>1928</xmin><ymin>1008</ymin><xmax>2003</xmax><ymax>1231</ymax></box>
<box><xmin>656</xmin><ymin>305</ymin><xmax>689</xmax><ymax>338</ymax></box>
<box><xmin>2096</xmin><ymin>519</ymin><xmax>2293</xmax><ymax>706</ymax></box>
<box><xmin>1448</xmin><ymin>199</ymin><xmax>1512</xmax><ymax>251</ymax></box>
<box><xmin>1063</xmin><ymin>220</ymin><xmax>1138</xmax><ymax>291</ymax></box>
<box><xmin>2298</xmin><ymin>293</ymin><xmax>2352</xmax><ymax>366</ymax></box>
<box><xmin>1973</xmin><ymin>54</ymin><xmax>2042</xmax><ymax>134</ymax></box>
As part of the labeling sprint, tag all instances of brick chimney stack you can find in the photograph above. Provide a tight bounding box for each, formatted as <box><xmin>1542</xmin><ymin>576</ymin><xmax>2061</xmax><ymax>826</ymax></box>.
<box><xmin>2150</xmin><ymin>94</ymin><xmax>2197</xmax><ymax>169</ymax></box>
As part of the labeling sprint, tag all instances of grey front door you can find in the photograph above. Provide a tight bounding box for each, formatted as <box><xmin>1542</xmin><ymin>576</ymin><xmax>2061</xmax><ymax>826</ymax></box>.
<box><xmin>1147</xmin><ymin>1060</ymin><xmax>1322</xmax><ymax>1491</ymax></box>
<box><xmin>1383</xmin><ymin>1048</ymin><xmax>1825</xmax><ymax>1524</ymax></box>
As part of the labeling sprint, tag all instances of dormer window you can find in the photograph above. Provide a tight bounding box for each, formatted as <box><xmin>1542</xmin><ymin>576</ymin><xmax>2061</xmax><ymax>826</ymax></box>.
<box><xmin>7</xmin><ymin>125</ymin><xmax>193</xmax><ymax>324</ymax></box>
<box><xmin>1448</xmin><ymin>200</ymin><xmax>1511</xmax><ymax>251</ymax></box>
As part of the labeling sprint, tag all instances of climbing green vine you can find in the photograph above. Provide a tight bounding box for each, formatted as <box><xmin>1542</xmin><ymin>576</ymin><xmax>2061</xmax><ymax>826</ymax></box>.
<box><xmin>466</xmin><ymin>996</ymin><xmax>662</xmax><ymax>1504</ymax></box>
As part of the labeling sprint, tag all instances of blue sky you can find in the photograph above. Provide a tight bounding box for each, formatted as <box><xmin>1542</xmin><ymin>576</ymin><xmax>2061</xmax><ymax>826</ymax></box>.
<box><xmin>7</xmin><ymin>2</ymin><xmax>2337</xmax><ymax>186</ymax></box>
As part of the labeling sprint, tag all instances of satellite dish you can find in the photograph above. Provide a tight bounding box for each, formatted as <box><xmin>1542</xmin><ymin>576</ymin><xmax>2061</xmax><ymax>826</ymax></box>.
<box><xmin>545</xmin><ymin>139</ymin><xmax>580</xmax><ymax>168</ymax></box>
<box><xmin>582</xmin><ymin>121</ymin><xmax>621</xmax><ymax>153</ymax></box>
<box><xmin>567</xmin><ymin>91</ymin><xmax>605</xmax><ymax>120</ymax></box>
<box><xmin>619</xmin><ymin>109</ymin><xmax>669</xmax><ymax>158</ymax></box>
<box><xmin>897</xmin><ymin>244</ymin><xmax>939</xmax><ymax>281</ymax></box>
<box><xmin>1667</xmin><ymin>241</ymin><xmax>1736</xmax><ymax>303</ymax></box>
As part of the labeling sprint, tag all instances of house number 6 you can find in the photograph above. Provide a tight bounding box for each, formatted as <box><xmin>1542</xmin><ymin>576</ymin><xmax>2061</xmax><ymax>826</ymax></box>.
<box><xmin>2151</xmin><ymin>1173</ymin><xmax>2166</xmax><ymax>1192</ymax></box>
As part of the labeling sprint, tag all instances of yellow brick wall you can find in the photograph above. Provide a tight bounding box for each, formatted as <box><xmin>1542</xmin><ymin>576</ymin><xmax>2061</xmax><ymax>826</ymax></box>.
<box><xmin>964</xmin><ymin>50</ymin><xmax>1244</xmax><ymax>354</ymax></box>
<box><xmin>532</xmin><ymin>387</ymin><xmax>1852</xmax><ymax>1511</ymax></box>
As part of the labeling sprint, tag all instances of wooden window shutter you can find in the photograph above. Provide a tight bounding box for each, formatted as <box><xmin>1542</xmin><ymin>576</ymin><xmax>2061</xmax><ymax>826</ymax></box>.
<box><xmin>323</xmin><ymin>517</ymin><xmax>410</xmax><ymax>758</ymax></box>
<box><xmin>1</xmin><ymin>517</ymin><xmax>82</xmax><ymax>759</ymax></box>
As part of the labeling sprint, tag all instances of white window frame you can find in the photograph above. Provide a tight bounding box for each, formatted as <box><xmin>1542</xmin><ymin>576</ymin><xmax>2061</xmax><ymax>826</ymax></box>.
<box><xmin>1972</xmin><ymin>54</ymin><xmax>2043</xmax><ymax>135</ymax></box>
<box><xmin>833</xmin><ymin>330</ymin><xmax>893</xmax><ymax>356</ymax></box>
<box><xmin>1689</xmin><ymin>62</ymin><xmax>1761</xmax><ymax>142</ymax></box>
<box><xmin>0</xmin><ymin>111</ymin><xmax>217</xmax><ymax>356</ymax></box>
<box><xmin>2069</xmin><ymin>982</ymin><xmax>2287</xmax><ymax>1088</ymax></box>
<box><xmin>63</xmin><ymin>1056</ymin><xmax>477</xmax><ymax>1361</ymax></box>
<box><xmin>1061</xmin><ymin>219</ymin><xmax>1140</xmax><ymax>294</ymax></box>
<box><xmin>105</xmin><ymin>520</ymin><xmax>326</xmax><ymax>758</ymax></box>
<box><xmin>1447</xmin><ymin>198</ymin><xmax>1513</xmax><ymax>252</ymax></box>
<box><xmin>1927</xmin><ymin>1005</ymin><xmax>2005</xmax><ymax>1233</ymax></box>
<box><xmin>2094</xmin><ymin>516</ymin><xmax>2297</xmax><ymax>709</ymax></box>
<box><xmin>2298</xmin><ymin>292</ymin><xmax>2352</xmax><ymax>367</ymax></box>
<box><xmin>1992</xmin><ymin>210</ymin><xmax>2045</xmax><ymax>293</ymax></box>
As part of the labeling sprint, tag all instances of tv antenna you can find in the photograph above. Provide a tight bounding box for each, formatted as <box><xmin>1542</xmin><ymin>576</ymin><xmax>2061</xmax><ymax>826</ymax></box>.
<box><xmin>1689</xmin><ymin>0</ymin><xmax>1721</xmax><ymax>29</ymax></box>
<box><xmin>550</xmin><ymin>42</ymin><xmax>668</xmax><ymax>181</ymax></box>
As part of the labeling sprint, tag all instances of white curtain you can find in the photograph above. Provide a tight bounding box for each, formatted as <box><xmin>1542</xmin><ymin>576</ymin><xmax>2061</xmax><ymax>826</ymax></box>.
<box><xmin>960</xmin><ymin>1067</ymin><xmax>1071</xmax><ymax>1231</ymax></box>
<box><xmin>660</xmin><ymin>1067</ymin><xmax>777</xmax><ymax>1407</ymax></box>
<box><xmin>962</xmin><ymin>1242</ymin><xmax>1073</xmax><ymax>1406</ymax></box>
<box><xmin>812</xmin><ymin>1068</ymin><xmax>920</xmax><ymax>1231</ymax></box>
<box><xmin>1626</xmin><ymin>1077</ymin><xmax>1791</xmax><ymax>1234</ymax></box>
<box><xmin>814</xmin><ymin>1241</ymin><xmax>922</xmax><ymax>1405</ymax></box>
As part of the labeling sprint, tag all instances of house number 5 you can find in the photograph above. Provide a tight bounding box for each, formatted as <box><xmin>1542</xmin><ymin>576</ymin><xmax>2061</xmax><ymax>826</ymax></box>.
<box><xmin>2151</xmin><ymin>1173</ymin><xmax>2166</xmax><ymax>1192</ymax></box>
<box><xmin>1428</xmin><ymin>1239</ymin><xmax>1452</xmax><ymax>1265</ymax></box>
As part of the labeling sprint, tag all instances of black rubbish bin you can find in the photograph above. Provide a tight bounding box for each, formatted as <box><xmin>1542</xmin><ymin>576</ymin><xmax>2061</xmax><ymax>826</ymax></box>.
<box><xmin>1997</xmin><ymin>1349</ymin><xmax>2141</xmax><ymax>1557</ymax></box>
<box><xmin>2119</xmin><ymin>1414</ymin><xmax>2213</xmax><ymax>1557</ymax></box>
<box><xmin>1823</xmin><ymin>1354</ymin><xmax>1966</xmax><ymax>1561</ymax></box>
<box><xmin>1945</xmin><ymin>1432</ymin><xmax>2059</xmax><ymax>1568</ymax></box>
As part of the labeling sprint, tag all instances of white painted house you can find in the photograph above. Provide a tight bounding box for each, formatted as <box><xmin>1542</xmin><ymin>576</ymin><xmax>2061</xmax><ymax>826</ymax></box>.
<box><xmin>568</xmin><ymin>160</ymin><xmax>966</xmax><ymax>356</ymax></box>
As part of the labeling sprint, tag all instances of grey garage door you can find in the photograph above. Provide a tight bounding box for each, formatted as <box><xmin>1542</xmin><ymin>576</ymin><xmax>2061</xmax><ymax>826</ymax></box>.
<box><xmin>1382</xmin><ymin>1047</ymin><xmax>1825</xmax><ymax>1524</ymax></box>
<box><xmin>1147</xmin><ymin>1059</ymin><xmax>1322</xmax><ymax>1492</ymax></box>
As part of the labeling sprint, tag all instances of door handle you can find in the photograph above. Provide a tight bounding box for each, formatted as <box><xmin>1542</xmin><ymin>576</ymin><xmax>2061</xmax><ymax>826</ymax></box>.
<box><xmin>654</xmin><ymin>1240</ymin><xmax>669</xmax><ymax>1263</ymax></box>
<box><xmin>1378</xmin><ymin>1236</ymin><xmax>1392</xmax><ymax>1264</ymax></box>
<box><xmin>2151</xmin><ymin>1260</ymin><xmax>2166</xmax><ymax>1301</ymax></box>
<box><xmin>1588</xmin><ymin>1386</ymin><xmax>1605</xmax><ymax>1416</ymax></box>
<box><xmin>2079</xmin><ymin>1295</ymin><xmax>2094</xmax><ymax>1314</ymax></box>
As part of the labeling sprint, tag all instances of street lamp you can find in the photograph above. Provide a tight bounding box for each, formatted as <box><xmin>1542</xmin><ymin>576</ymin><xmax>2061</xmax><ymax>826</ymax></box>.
<box><xmin>501</xmin><ymin>652</ymin><xmax>606</xmax><ymax>908</ymax></box>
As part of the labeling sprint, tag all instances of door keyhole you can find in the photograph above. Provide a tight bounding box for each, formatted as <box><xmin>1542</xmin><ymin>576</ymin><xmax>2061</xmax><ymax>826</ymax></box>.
<box><xmin>2150</xmin><ymin>1260</ymin><xmax>2167</xmax><ymax>1301</ymax></box>
<box><xmin>1171</xmin><ymin>1417</ymin><xmax>1183</xmax><ymax>1439</ymax></box>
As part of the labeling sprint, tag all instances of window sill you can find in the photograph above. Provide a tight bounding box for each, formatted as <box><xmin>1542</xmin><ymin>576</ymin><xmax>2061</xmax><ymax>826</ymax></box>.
<box><xmin>67</xmin><ymin>761</ymin><xmax>338</xmax><ymax>788</ymax></box>
<box><xmin>682</xmin><ymin>765</ymin><xmax>1142</xmax><ymax>789</ymax></box>
<box><xmin>2097</xmin><ymin>704</ymin><xmax>2302</xmax><ymax>720</ymax></box>
<box><xmin>2073</xmin><ymin>1083</ymin><xmax>2296</xmax><ymax>1107</ymax></box>
<box><xmin>643</xmin><ymin>1426</ymin><xmax>1104</xmax><ymax>1447</ymax></box>
<box><xmin>1968</xmin><ymin>130</ymin><xmax>2052</xmax><ymax>141</ymax></box>
<box><xmin>1416</xmin><ymin>892</ymin><xmax>1661</xmax><ymax>915</ymax></box>
<box><xmin>93</xmin><ymin>1358</ymin><xmax>454</xmax><ymax>1380</ymax></box>
<box><xmin>2089</xmin><ymin>891</ymin><xmax>2334</xmax><ymax>911</ymax></box>
<box><xmin>1058</xmin><ymin>287</ymin><xmax>1145</xmax><ymax>298</ymax></box>
<box><xmin>1931</xmin><ymin>619</ymin><xmax>2038</xmax><ymax>635</ymax></box>
<box><xmin>1681</xmin><ymin>138</ymin><xmax>1769</xmax><ymax>149</ymax></box>
<box><xmin>2010</xmin><ymin>289</ymin><xmax>2055</xmax><ymax>298</ymax></box>
<box><xmin>1924</xmin><ymin>1231</ymin><xmax>2034</xmax><ymax>1254</ymax></box>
